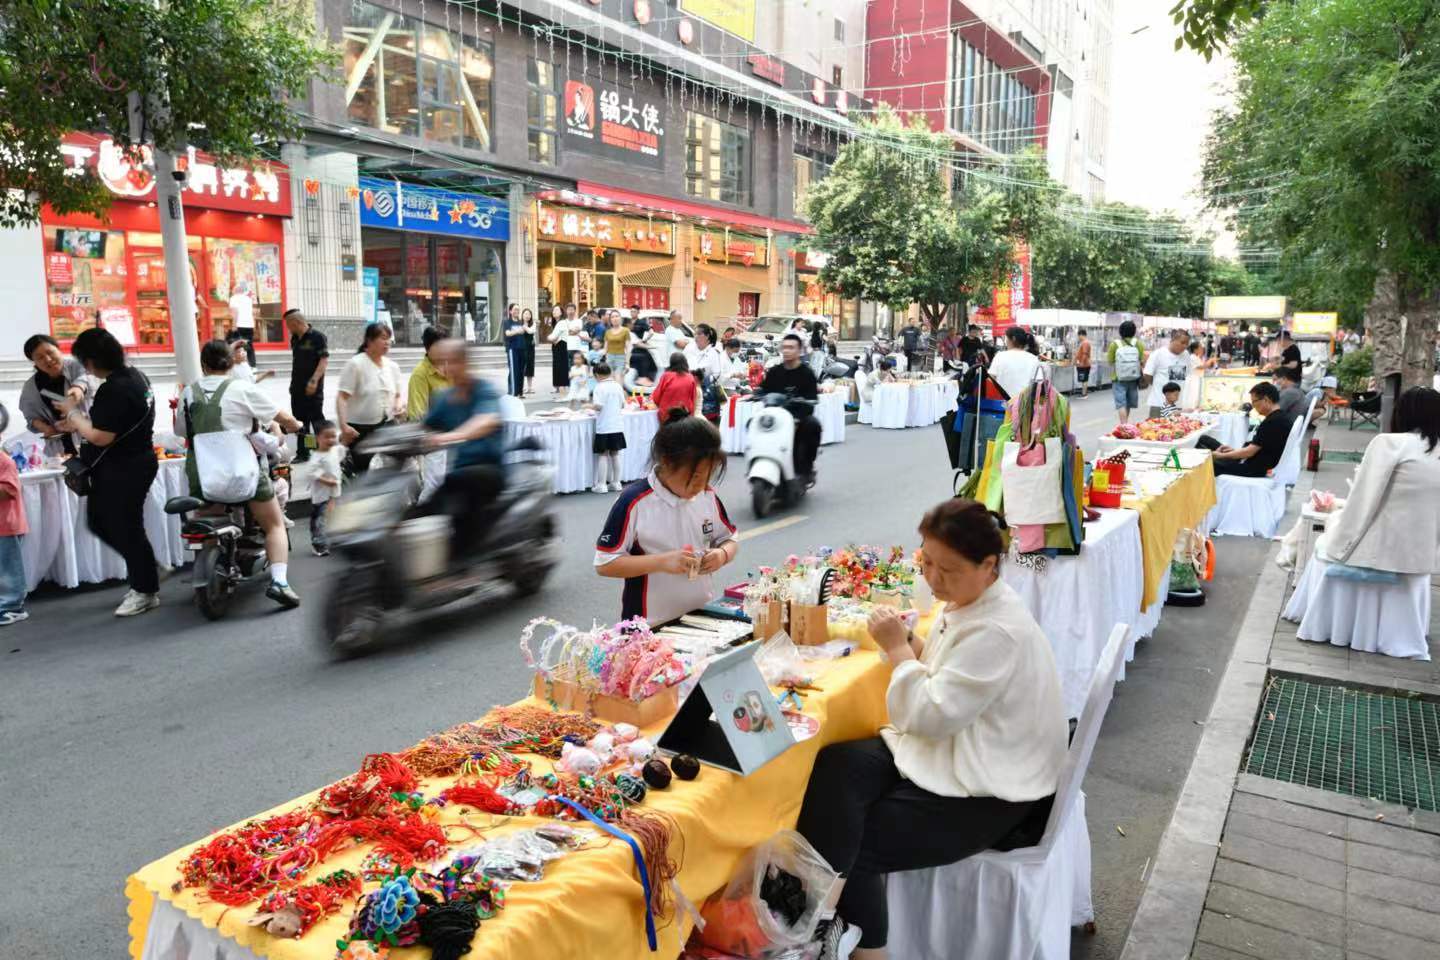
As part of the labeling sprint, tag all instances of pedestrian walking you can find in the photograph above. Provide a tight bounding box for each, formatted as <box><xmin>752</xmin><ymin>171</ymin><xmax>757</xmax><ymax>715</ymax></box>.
<box><xmin>308</xmin><ymin>421</ymin><xmax>342</xmax><ymax>557</ymax></box>
<box><xmin>286</xmin><ymin>309</ymin><xmax>329</xmax><ymax>463</ymax></box>
<box><xmin>1107</xmin><ymin>320</ymin><xmax>1146</xmax><ymax>425</ymax></box>
<box><xmin>61</xmin><ymin>328</ymin><xmax>159</xmax><ymax>617</ymax></box>
<box><xmin>1074</xmin><ymin>328</ymin><xmax>1093</xmax><ymax>398</ymax></box>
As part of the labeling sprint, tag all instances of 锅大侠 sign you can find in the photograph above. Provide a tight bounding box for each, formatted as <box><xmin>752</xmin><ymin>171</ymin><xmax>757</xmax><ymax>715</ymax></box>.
<box><xmin>563</xmin><ymin>73</ymin><xmax>665</xmax><ymax>170</ymax></box>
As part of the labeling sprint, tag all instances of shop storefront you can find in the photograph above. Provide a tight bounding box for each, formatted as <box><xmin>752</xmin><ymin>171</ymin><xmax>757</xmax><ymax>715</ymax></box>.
<box><xmin>42</xmin><ymin>134</ymin><xmax>291</xmax><ymax>351</ymax></box>
<box><xmin>358</xmin><ymin>177</ymin><xmax>507</xmax><ymax>345</ymax></box>
<box><xmin>794</xmin><ymin>249</ymin><xmax>860</xmax><ymax>337</ymax></box>
<box><xmin>534</xmin><ymin>200</ymin><xmax>676</xmax><ymax>316</ymax></box>
<box><xmin>691</xmin><ymin>226</ymin><xmax>770</xmax><ymax>326</ymax></box>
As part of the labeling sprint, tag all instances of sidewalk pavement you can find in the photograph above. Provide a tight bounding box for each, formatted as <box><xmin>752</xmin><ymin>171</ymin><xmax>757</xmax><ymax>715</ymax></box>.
<box><xmin>1123</xmin><ymin>418</ymin><xmax>1440</xmax><ymax>960</ymax></box>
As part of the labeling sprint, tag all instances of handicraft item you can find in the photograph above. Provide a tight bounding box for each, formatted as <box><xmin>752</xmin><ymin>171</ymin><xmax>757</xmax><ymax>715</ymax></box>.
<box><xmin>521</xmin><ymin>616</ymin><xmax>686</xmax><ymax>726</ymax></box>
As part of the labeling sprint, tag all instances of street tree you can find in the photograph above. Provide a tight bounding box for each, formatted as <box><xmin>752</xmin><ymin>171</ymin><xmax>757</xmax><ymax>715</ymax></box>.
<box><xmin>1169</xmin><ymin>0</ymin><xmax>1265</xmax><ymax>59</ymax></box>
<box><xmin>803</xmin><ymin>107</ymin><xmax>1056</xmax><ymax>328</ymax></box>
<box><xmin>0</xmin><ymin>0</ymin><xmax>332</xmax><ymax>377</ymax></box>
<box><xmin>1030</xmin><ymin>204</ymin><xmax>1154</xmax><ymax>312</ymax></box>
<box><xmin>1203</xmin><ymin>0</ymin><xmax>1440</xmax><ymax>391</ymax></box>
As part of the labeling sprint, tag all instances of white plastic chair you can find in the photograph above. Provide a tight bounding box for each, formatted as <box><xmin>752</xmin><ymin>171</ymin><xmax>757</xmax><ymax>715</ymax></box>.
<box><xmin>1207</xmin><ymin>397</ymin><xmax>1315</xmax><ymax>538</ymax></box>
<box><xmin>855</xmin><ymin>368</ymin><xmax>874</xmax><ymax>424</ymax></box>
<box><xmin>497</xmin><ymin>394</ymin><xmax>527</xmax><ymax>422</ymax></box>
<box><xmin>885</xmin><ymin>623</ymin><xmax>1130</xmax><ymax>960</ymax></box>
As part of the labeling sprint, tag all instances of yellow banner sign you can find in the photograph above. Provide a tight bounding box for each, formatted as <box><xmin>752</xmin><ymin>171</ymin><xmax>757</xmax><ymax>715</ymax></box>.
<box><xmin>1292</xmin><ymin>311</ymin><xmax>1339</xmax><ymax>335</ymax></box>
<box><xmin>679</xmin><ymin>0</ymin><xmax>757</xmax><ymax>42</ymax></box>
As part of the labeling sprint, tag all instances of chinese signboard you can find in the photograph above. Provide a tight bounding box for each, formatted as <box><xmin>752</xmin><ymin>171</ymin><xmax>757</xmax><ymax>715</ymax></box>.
<box><xmin>58</xmin><ymin>134</ymin><xmax>292</xmax><ymax>217</ymax></box>
<box><xmin>1291</xmin><ymin>311</ymin><xmax>1339</xmax><ymax>336</ymax></box>
<box><xmin>1204</xmin><ymin>295</ymin><xmax>1287</xmax><ymax>320</ymax></box>
<box><xmin>679</xmin><ymin>0</ymin><xmax>756</xmax><ymax>42</ymax></box>
<box><xmin>358</xmin><ymin>178</ymin><xmax>509</xmax><ymax>242</ymax></box>
<box><xmin>695</xmin><ymin>228</ymin><xmax>769</xmax><ymax>267</ymax></box>
<box><xmin>563</xmin><ymin>74</ymin><xmax>665</xmax><ymax>169</ymax></box>
<box><xmin>536</xmin><ymin>203</ymin><xmax>675</xmax><ymax>255</ymax></box>
<box><xmin>990</xmin><ymin>242</ymin><xmax>1032</xmax><ymax>332</ymax></box>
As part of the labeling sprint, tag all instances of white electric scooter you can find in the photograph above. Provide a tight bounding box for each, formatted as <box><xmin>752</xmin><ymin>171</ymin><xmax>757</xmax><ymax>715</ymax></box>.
<box><xmin>745</xmin><ymin>393</ymin><xmax>817</xmax><ymax>518</ymax></box>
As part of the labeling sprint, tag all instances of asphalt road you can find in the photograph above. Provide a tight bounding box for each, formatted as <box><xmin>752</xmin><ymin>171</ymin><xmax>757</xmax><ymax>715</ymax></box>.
<box><xmin>0</xmin><ymin>392</ymin><xmax>1269</xmax><ymax>959</ymax></box>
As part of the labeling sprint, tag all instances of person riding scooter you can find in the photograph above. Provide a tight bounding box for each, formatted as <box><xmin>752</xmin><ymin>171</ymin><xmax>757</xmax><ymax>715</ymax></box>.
<box><xmin>421</xmin><ymin>339</ymin><xmax>506</xmax><ymax>558</ymax></box>
<box><xmin>759</xmin><ymin>333</ymin><xmax>822</xmax><ymax>484</ymax></box>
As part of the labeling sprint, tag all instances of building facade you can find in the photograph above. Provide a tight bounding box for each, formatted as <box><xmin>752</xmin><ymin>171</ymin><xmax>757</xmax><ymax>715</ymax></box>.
<box><xmin>865</xmin><ymin>0</ymin><xmax>1112</xmax><ymax>200</ymax></box>
<box><xmin>0</xmin><ymin>0</ymin><xmax>886</xmax><ymax>362</ymax></box>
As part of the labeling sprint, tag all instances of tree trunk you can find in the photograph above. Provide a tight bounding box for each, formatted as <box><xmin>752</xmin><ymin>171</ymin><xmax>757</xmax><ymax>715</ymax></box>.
<box><xmin>1366</xmin><ymin>271</ymin><xmax>1438</xmax><ymax>430</ymax></box>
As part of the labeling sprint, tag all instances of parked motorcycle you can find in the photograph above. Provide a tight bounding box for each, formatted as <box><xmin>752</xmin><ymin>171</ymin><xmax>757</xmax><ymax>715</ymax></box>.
<box><xmin>164</xmin><ymin>466</ymin><xmax>289</xmax><ymax>620</ymax></box>
<box><xmin>745</xmin><ymin>393</ymin><xmax>817</xmax><ymax>518</ymax></box>
<box><xmin>316</xmin><ymin>423</ymin><xmax>557</xmax><ymax>657</ymax></box>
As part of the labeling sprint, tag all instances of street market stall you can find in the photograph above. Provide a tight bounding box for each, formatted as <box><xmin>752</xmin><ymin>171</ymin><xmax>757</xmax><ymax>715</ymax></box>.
<box><xmin>506</xmin><ymin>408</ymin><xmax>661</xmax><ymax>494</ymax></box>
<box><xmin>718</xmin><ymin>390</ymin><xmax>848</xmax><ymax>455</ymax></box>
<box><xmin>868</xmin><ymin>378</ymin><xmax>959</xmax><ymax>430</ymax></box>
<box><xmin>20</xmin><ymin>458</ymin><xmax>188</xmax><ymax>592</ymax></box>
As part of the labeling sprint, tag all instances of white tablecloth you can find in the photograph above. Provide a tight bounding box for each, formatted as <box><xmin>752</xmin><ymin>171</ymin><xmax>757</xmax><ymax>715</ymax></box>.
<box><xmin>870</xmin><ymin>379</ymin><xmax>958</xmax><ymax>430</ymax></box>
<box><xmin>1002</xmin><ymin>508</ymin><xmax>1167</xmax><ymax>717</ymax></box>
<box><xmin>1211</xmin><ymin>411</ymin><xmax>1252</xmax><ymax>449</ymax></box>
<box><xmin>19</xmin><ymin>459</ymin><xmax>188</xmax><ymax>592</ymax></box>
<box><xmin>719</xmin><ymin>392</ymin><xmax>848</xmax><ymax>454</ymax></box>
<box><xmin>506</xmin><ymin>409</ymin><xmax>660</xmax><ymax>493</ymax></box>
<box><xmin>1284</xmin><ymin>552</ymin><xmax>1432</xmax><ymax>660</ymax></box>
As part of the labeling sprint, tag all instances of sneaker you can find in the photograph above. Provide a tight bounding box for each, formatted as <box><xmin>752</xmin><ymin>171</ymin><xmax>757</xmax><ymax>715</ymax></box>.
<box><xmin>609</xmin><ymin>482</ymin><xmax>623</xmax><ymax>493</ymax></box>
<box><xmin>0</xmin><ymin>610</ymin><xmax>28</xmax><ymax>626</ymax></box>
<box><xmin>311</xmin><ymin>545</ymin><xmax>331</xmax><ymax>558</ymax></box>
<box><xmin>592</xmin><ymin>484</ymin><xmax>609</xmax><ymax>495</ymax></box>
<box><xmin>814</xmin><ymin>918</ymin><xmax>861</xmax><ymax>960</ymax></box>
<box><xmin>157</xmin><ymin>563</ymin><xmax>176</xmax><ymax>582</ymax></box>
<box><xmin>283</xmin><ymin>516</ymin><xmax>295</xmax><ymax>528</ymax></box>
<box><xmin>266</xmin><ymin>581</ymin><xmax>301</xmax><ymax>608</ymax></box>
<box><xmin>115</xmin><ymin>590</ymin><xmax>160</xmax><ymax>617</ymax></box>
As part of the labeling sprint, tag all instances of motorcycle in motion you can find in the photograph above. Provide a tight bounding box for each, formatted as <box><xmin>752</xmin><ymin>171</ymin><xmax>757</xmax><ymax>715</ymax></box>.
<box><xmin>744</xmin><ymin>393</ymin><xmax>817</xmax><ymax>518</ymax></box>
<box><xmin>163</xmin><ymin>462</ymin><xmax>290</xmax><ymax>620</ymax></box>
<box><xmin>316</xmin><ymin>423</ymin><xmax>557</xmax><ymax>657</ymax></box>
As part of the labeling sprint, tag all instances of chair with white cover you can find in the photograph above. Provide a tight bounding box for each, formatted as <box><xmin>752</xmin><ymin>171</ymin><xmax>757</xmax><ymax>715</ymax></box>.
<box><xmin>497</xmin><ymin>394</ymin><xmax>527</xmax><ymax>422</ymax></box>
<box><xmin>1207</xmin><ymin>397</ymin><xmax>1315</xmax><ymax>538</ymax></box>
<box><xmin>856</xmin><ymin>368</ymin><xmax>874</xmax><ymax>424</ymax></box>
<box><xmin>884</xmin><ymin>623</ymin><xmax>1130</xmax><ymax>960</ymax></box>
<box><xmin>1288</xmin><ymin>553</ymin><xmax>1432</xmax><ymax>660</ymax></box>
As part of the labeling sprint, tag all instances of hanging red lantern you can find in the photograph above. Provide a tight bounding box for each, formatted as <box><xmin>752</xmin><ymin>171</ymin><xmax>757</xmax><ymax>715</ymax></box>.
<box><xmin>303</xmin><ymin>178</ymin><xmax>321</xmax><ymax>196</ymax></box>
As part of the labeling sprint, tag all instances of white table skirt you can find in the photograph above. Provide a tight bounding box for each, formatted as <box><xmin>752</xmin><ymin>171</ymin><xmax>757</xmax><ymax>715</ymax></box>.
<box><xmin>506</xmin><ymin>410</ymin><xmax>659</xmax><ymax>493</ymax></box>
<box><xmin>1212</xmin><ymin>411</ymin><xmax>1252</xmax><ymax>449</ymax></box>
<box><xmin>1002</xmin><ymin>508</ymin><xmax>1166</xmax><ymax>717</ymax></box>
<box><xmin>19</xmin><ymin>459</ymin><xmax>188</xmax><ymax>592</ymax></box>
<box><xmin>871</xmin><ymin>380</ymin><xmax>957</xmax><ymax>430</ymax></box>
<box><xmin>1285</xmin><ymin>553</ymin><xmax>1432</xmax><ymax>660</ymax></box>
<box><xmin>142</xmin><ymin>900</ymin><xmax>260</xmax><ymax>960</ymax></box>
<box><xmin>719</xmin><ymin>392</ymin><xmax>848</xmax><ymax>454</ymax></box>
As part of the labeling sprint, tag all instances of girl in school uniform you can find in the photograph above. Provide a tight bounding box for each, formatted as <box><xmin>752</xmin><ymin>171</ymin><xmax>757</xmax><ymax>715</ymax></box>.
<box><xmin>594</xmin><ymin>411</ymin><xmax>738</xmax><ymax>625</ymax></box>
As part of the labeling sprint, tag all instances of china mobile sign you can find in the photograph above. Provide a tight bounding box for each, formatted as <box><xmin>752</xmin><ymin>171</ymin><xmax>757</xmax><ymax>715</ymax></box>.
<box><xmin>563</xmin><ymin>76</ymin><xmax>664</xmax><ymax>170</ymax></box>
<box><xmin>58</xmin><ymin>134</ymin><xmax>292</xmax><ymax>216</ymax></box>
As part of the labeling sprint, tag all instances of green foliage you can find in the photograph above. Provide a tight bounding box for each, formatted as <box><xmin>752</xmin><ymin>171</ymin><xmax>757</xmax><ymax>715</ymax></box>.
<box><xmin>1170</xmin><ymin>0</ymin><xmax>1266</xmax><ymax>60</ymax></box>
<box><xmin>1334</xmin><ymin>346</ymin><xmax>1374</xmax><ymax>396</ymax></box>
<box><xmin>1204</xmin><ymin>0</ymin><xmax>1440</xmax><ymax>310</ymax></box>
<box><xmin>0</xmin><ymin>0</ymin><xmax>334</xmax><ymax>228</ymax></box>
<box><xmin>803</xmin><ymin>107</ymin><xmax>1057</xmax><ymax>322</ymax></box>
<box><xmin>1030</xmin><ymin>204</ymin><xmax>1252</xmax><ymax>317</ymax></box>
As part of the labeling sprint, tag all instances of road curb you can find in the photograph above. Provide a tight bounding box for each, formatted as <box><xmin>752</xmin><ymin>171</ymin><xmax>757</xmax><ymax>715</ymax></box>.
<box><xmin>1119</xmin><ymin>469</ymin><xmax>1317</xmax><ymax>960</ymax></box>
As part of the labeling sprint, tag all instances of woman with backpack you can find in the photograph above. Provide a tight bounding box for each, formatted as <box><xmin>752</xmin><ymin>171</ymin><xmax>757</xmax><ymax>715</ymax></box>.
<box><xmin>179</xmin><ymin>340</ymin><xmax>303</xmax><ymax>609</ymax></box>
<box><xmin>1107</xmin><ymin>319</ymin><xmax>1146</xmax><ymax>425</ymax></box>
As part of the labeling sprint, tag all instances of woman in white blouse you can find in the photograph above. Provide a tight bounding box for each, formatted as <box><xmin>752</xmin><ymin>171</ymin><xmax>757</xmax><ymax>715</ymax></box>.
<box><xmin>796</xmin><ymin>497</ymin><xmax>1067</xmax><ymax>958</ymax></box>
<box><xmin>336</xmin><ymin>323</ymin><xmax>404</xmax><ymax>475</ymax></box>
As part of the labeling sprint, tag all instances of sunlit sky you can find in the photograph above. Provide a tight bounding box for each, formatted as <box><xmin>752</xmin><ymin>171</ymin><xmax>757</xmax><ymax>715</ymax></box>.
<box><xmin>1106</xmin><ymin>0</ymin><xmax>1237</xmax><ymax>255</ymax></box>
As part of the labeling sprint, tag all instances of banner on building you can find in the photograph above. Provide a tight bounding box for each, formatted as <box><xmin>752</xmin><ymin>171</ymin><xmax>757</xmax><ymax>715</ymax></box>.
<box><xmin>679</xmin><ymin>0</ymin><xmax>757</xmax><ymax>42</ymax></box>
<box><xmin>358</xmin><ymin>177</ymin><xmax>509</xmax><ymax>242</ymax></box>
<box><xmin>535</xmin><ymin>203</ymin><xmax>676</xmax><ymax>255</ymax></box>
<box><xmin>563</xmin><ymin>72</ymin><xmax>665</xmax><ymax>170</ymax></box>
<box><xmin>990</xmin><ymin>242</ymin><xmax>1032</xmax><ymax>333</ymax></box>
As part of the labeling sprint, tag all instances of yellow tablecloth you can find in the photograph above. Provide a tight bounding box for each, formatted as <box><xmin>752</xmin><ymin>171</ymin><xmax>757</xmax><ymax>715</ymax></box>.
<box><xmin>126</xmin><ymin>653</ymin><xmax>892</xmax><ymax>960</ymax></box>
<box><xmin>1121</xmin><ymin>456</ymin><xmax>1218</xmax><ymax>607</ymax></box>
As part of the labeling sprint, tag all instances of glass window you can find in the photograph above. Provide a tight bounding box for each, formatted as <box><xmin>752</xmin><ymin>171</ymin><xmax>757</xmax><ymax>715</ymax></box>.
<box><xmin>527</xmin><ymin>59</ymin><xmax>560</xmax><ymax>165</ymax></box>
<box><xmin>344</xmin><ymin>0</ymin><xmax>492</xmax><ymax>151</ymax></box>
<box><xmin>792</xmin><ymin>148</ymin><xmax>832</xmax><ymax>214</ymax></box>
<box><xmin>206</xmin><ymin>239</ymin><xmax>284</xmax><ymax>343</ymax></box>
<box><xmin>686</xmin><ymin>113</ymin><xmax>752</xmax><ymax>206</ymax></box>
<box><xmin>43</xmin><ymin>227</ymin><xmax>128</xmax><ymax>341</ymax></box>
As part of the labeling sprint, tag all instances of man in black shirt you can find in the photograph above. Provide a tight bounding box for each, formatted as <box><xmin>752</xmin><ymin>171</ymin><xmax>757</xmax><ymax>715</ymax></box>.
<box><xmin>286</xmin><ymin>309</ymin><xmax>329</xmax><ymax>462</ymax></box>
<box><xmin>1273</xmin><ymin>331</ymin><xmax>1303</xmax><ymax>380</ymax></box>
<box><xmin>759</xmin><ymin>334</ymin><xmax>822</xmax><ymax>481</ymax></box>
<box><xmin>1198</xmin><ymin>382</ymin><xmax>1294</xmax><ymax>477</ymax></box>
<box><xmin>959</xmin><ymin>323</ymin><xmax>991</xmax><ymax>367</ymax></box>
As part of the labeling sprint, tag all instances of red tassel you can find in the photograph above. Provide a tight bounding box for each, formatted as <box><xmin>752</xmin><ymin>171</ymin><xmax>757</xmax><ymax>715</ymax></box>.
<box><xmin>442</xmin><ymin>781</ymin><xmax>520</xmax><ymax>816</ymax></box>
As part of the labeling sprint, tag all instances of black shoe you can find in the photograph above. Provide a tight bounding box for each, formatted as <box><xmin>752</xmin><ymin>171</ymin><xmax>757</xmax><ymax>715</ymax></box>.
<box><xmin>311</xmin><ymin>545</ymin><xmax>330</xmax><ymax>557</ymax></box>
<box><xmin>266</xmin><ymin>581</ymin><xmax>301</xmax><ymax>608</ymax></box>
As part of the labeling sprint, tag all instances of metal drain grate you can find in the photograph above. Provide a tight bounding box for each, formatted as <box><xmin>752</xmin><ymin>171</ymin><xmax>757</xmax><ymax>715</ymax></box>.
<box><xmin>1321</xmin><ymin>450</ymin><xmax>1366</xmax><ymax>463</ymax></box>
<box><xmin>1246</xmin><ymin>677</ymin><xmax>1440</xmax><ymax>811</ymax></box>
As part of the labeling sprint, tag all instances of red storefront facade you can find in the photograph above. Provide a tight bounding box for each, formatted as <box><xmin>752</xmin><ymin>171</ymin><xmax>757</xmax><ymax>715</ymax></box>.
<box><xmin>40</xmin><ymin>134</ymin><xmax>293</xmax><ymax>352</ymax></box>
